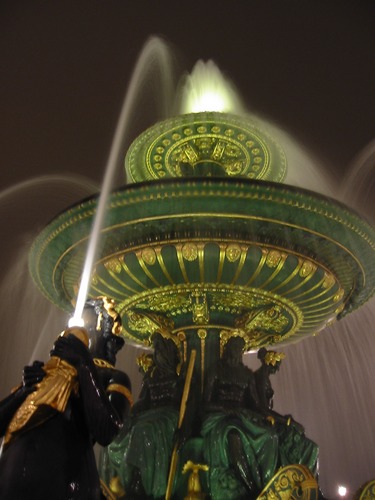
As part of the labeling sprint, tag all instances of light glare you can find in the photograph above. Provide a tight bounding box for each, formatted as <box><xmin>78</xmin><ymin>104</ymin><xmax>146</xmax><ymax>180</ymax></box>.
<box><xmin>338</xmin><ymin>485</ymin><xmax>347</xmax><ymax>497</ymax></box>
<box><xmin>180</xmin><ymin>60</ymin><xmax>243</xmax><ymax>114</ymax></box>
<box><xmin>68</xmin><ymin>316</ymin><xmax>85</xmax><ymax>328</ymax></box>
<box><xmin>190</xmin><ymin>90</ymin><xmax>227</xmax><ymax>113</ymax></box>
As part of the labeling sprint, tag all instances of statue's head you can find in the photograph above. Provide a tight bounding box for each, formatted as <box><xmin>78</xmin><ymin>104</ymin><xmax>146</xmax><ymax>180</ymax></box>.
<box><xmin>223</xmin><ymin>335</ymin><xmax>245</xmax><ymax>363</ymax></box>
<box><xmin>151</xmin><ymin>330</ymin><xmax>181</xmax><ymax>375</ymax></box>
<box><xmin>82</xmin><ymin>296</ymin><xmax>124</xmax><ymax>365</ymax></box>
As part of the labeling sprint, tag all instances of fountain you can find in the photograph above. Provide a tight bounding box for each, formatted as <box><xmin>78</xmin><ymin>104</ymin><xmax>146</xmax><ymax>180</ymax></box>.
<box><xmin>26</xmin><ymin>48</ymin><xmax>375</xmax><ymax>499</ymax></box>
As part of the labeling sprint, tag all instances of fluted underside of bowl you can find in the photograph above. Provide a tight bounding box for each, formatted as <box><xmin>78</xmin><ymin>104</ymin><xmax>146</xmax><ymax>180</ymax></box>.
<box><xmin>29</xmin><ymin>177</ymin><xmax>375</xmax><ymax>349</ymax></box>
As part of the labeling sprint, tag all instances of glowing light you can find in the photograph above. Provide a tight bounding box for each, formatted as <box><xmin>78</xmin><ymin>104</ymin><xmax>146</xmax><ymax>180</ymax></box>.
<box><xmin>338</xmin><ymin>485</ymin><xmax>347</xmax><ymax>497</ymax></box>
<box><xmin>68</xmin><ymin>316</ymin><xmax>85</xmax><ymax>328</ymax></box>
<box><xmin>179</xmin><ymin>60</ymin><xmax>243</xmax><ymax>114</ymax></box>
<box><xmin>189</xmin><ymin>90</ymin><xmax>228</xmax><ymax>113</ymax></box>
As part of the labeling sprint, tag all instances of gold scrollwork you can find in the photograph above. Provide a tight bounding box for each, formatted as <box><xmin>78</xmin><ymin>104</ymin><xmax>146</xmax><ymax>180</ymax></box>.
<box><xmin>127</xmin><ymin>310</ymin><xmax>176</xmax><ymax>343</ymax></box>
<box><xmin>258</xmin><ymin>464</ymin><xmax>318</xmax><ymax>499</ymax></box>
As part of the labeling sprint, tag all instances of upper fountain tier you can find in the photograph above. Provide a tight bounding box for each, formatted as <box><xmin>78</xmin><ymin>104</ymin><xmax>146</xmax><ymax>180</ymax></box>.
<box><xmin>125</xmin><ymin>111</ymin><xmax>286</xmax><ymax>184</ymax></box>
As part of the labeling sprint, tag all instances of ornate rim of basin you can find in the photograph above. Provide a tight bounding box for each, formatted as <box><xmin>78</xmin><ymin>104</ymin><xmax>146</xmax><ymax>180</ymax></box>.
<box><xmin>29</xmin><ymin>177</ymin><xmax>375</xmax><ymax>348</ymax></box>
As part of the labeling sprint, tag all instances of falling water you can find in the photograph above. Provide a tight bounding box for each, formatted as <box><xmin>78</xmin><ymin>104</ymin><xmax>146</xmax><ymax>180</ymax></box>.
<box><xmin>0</xmin><ymin>175</ymin><xmax>98</xmax><ymax>398</ymax></box>
<box><xmin>339</xmin><ymin>139</ymin><xmax>375</xmax><ymax>224</ymax></box>
<box><xmin>70</xmin><ymin>36</ymin><xmax>177</xmax><ymax>325</ymax></box>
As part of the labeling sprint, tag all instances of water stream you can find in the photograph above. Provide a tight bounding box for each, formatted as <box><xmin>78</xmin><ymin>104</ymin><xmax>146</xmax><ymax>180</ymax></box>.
<box><xmin>71</xmin><ymin>36</ymin><xmax>177</xmax><ymax>325</ymax></box>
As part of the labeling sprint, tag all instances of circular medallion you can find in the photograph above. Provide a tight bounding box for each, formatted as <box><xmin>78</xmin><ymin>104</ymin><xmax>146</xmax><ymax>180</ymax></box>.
<box><xmin>125</xmin><ymin>112</ymin><xmax>287</xmax><ymax>183</ymax></box>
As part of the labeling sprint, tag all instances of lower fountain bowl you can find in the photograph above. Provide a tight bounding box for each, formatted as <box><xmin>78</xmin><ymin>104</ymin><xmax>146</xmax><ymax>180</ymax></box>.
<box><xmin>29</xmin><ymin>177</ymin><xmax>375</xmax><ymax>348</ymax></box>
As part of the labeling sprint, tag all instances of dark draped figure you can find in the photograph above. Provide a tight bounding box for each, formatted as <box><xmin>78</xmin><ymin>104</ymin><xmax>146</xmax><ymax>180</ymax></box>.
<box><xmin>255</xmin><ymin>348</ymin><xmax>319</xmax><ymax>475</ymax></box>
<box><xmin>0</xmin><ymin>297</ymin><xmax>132</xmax><ymax>500</ymax></box>
<box><xmin>201</xmin><ymin>336</ymin><xmax>278</xmax><ymax>499</ymax></box>
<box><xmin>101</xmin><ymin>331</ymin><xmax>189</xmax><ymax>499</ymax></box>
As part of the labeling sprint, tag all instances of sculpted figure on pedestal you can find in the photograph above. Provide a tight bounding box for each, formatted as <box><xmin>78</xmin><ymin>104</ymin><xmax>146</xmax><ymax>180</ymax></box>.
<box><xmin>0</xmin><ymin>297</ymin><xmax>131</xmax><ymax>500</ymax></box>
<box><xmin>255</xmin><ymin>348</ymin><xmax>319</xmax><ymax>475</ymax></box>
<box><xmin>102</xmin><ymin>327</ymin><xmax>193</xmax><ymax>499</ymax></box>
<box><xmin>201</xmin><ymin>335</ymin><xmax>278</xmax><ymax>499</ymax></box>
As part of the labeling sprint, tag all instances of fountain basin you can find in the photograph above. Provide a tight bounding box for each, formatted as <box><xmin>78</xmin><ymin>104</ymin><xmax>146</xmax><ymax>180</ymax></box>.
<box><xmin>29</xmin><ymin>176</ymin><xmax>375</xmax><ymax>348</ymax></box>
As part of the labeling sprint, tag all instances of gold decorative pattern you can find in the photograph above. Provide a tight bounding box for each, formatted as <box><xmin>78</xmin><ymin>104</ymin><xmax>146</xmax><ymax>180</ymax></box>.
<box><xmin>264</xmin><ymin>351</ymin><xmax>286</xmax><ymax>366</ymax></box>
<box><xmin>93</xmin><ymin>358</ymin><xmax>115</xmax><ymax>369</ymax></box>
<box><xmin>86</xmin><ymin>234</ymin><xmax>347</xmax><ymax>347</ymax></box>
<box><xmin>225</xmin><ymin>244</ymin><xmax>241</xmax><ymax>262</ymax></box>
<box><xmin>177</xmin><ymin>331</ymin><xmax>187</xmax><ymax>362</ymax></box>
<box><xmin>104</xmin><ymin>257</ymin><xmax>123</xmax><ymax>274</ymax></box>
<box><xmin>126</xmin><ymin>112</ymin><xmax>287</xmax><ymax>183</ymax></box>
<box><xmin>29</xmin><ymin>177</ymin><xmax>375</xmax><ymax>349</ymax></box>
<box><xmin>191</xmin><ymin>291</ymin><xmax>209</xmax><ymax>325</ymax></box>
<box><xmin>197</xmin><ymin>329</ymin><xmax>207</xmax><ymax>393</ymax></box>
<box><xmin>106</xmin><ymin>383</ymin><xmax>133</xmax><ymax>407</ymax></box>
<box><xmin>220</xmin><ymin>328</ymin><xmax>251</xmax><ymax>353</ymax></box>
<box><xmin>258</xmin><ymin>464</ymin><xmax>318</xmax><ymax>499</ymax></box>
<box><xmin>182</xmin><ymin>460</ymin><xmax>209</xmax><ymax>500</ymax></box>
<box><xmin>5</xmin><ymin>357</ymin><xmax>78</xmax><ymax>444</ymax></box>
<box><xmin>266</xmin><ymin>250</ymin><xmax>283</xmax><ymax>268</ymax></box>
<box><xmin>127</xmin><ymin>310</ymin><xmax>176</xmax><ymax>342</ymax></box>
<box><xmin>141</xmin><ymin>247</ymin><xmax>157</xmax><ymax>265</ymax></box>
<box><xmin>182</xmin><ymin>242</ymin><xmax>198</xmax><ymax>261</ymax></box>
<box><xmin>355</xmin><ymin>479</ymin><xmax>375</xmax><ymax>499</ymax></box>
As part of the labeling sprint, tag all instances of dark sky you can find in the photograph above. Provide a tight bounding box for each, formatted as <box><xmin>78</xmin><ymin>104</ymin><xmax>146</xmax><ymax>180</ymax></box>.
<box><xmin>1</xmin><ymin>0</ymin><xmax>374</xmax><ymax>191</ymax></box>
<box><xmin>0</xmin><ymin>1</ymin><xmax>375</xmax><ymax>497</ymax></box>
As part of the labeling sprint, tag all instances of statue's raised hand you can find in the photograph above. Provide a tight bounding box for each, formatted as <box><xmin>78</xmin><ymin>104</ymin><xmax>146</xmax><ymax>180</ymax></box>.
<box><xmin>51</xmin><ymin>334</ymin><xmax>92</xmax><ymax>369</ymax></box>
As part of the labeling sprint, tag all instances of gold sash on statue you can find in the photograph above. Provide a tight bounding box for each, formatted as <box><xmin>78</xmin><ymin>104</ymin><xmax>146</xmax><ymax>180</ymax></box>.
<box><xmin>4</xmin><ymin>327</ymin><xmax>88</xmax><ymax>445</ymax></box>
<box><xmin>4</xmin><ymin>357</ymin><xmax>78</xmax><ymax>444</ymax></box>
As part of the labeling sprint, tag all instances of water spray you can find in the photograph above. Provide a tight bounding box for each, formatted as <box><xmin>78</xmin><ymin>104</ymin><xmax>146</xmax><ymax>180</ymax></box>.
<box><xmin>70</xmin><ymin>38</ymin><xmax>175</xmax><ymax>326</ymax></box>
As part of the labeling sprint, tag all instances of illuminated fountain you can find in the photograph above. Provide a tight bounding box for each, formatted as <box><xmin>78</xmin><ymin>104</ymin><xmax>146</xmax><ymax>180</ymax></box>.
<box><xmin>28</xmin><ymin>56</ymin><xmax>375</xmax><ymax>498</ymax></box>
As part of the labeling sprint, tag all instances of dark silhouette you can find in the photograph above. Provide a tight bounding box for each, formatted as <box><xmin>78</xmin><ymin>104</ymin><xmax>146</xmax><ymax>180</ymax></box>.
<box><xmin>0</xmin><ymin>297</ymin><xmax>131</xmax><ymax>500</ymax></box>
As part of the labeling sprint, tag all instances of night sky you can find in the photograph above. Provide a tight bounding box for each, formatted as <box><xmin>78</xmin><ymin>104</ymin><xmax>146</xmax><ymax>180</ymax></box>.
<box><xmin>0</xmin><ymin>1</ymin><xmax>374</xmax><ymax>497</ymax></box>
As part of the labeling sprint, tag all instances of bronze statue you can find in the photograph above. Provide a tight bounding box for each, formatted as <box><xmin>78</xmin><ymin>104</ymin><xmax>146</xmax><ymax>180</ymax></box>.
<box><xmin>201</xmin><ymin>335</ymin><xmax>278</xmax><ymax>499</ymax></box>
<box><xmin>254</xmin><ymin>348</ymin><xmax>319</xmax><ymax>475</ymax></box>
<box><xmin>101</xmin><ymin>329</ymin><xmax>195</xmax><ymax>499</ymax></box>
<box><xmin>0</xmin><ymin>297</ymin><xmax>132</xmax><ymax>500</ymax></box>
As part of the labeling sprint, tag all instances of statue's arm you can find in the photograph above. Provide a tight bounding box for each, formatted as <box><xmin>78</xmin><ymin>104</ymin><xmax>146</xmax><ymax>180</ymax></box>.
<box><xmin>51</xmin><ymin>334</ymin><xmax>127</xmax><ymax>446</ymax></box>
<box><xmin>106</xmin><ymin>370</ymin><xmax>133</xmax><ymax>422</ymax></box>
